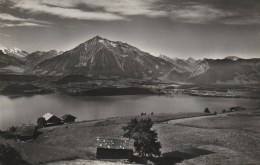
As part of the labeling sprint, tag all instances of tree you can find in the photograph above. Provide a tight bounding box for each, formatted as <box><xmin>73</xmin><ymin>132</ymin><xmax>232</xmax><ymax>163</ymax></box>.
<box><xmin>204</xmin><ymin>107</ymin><xmax>210</xmax><ymax>113</ymax></box>
<box><xmin>37</xmin><ymin>117</ymin><xmax>46</xmax><ymax>128</ymax></box>
<box><xmin>122</xmin><ymin>118</ymin><xmax>161</xmax><ymax>157</ymax></box>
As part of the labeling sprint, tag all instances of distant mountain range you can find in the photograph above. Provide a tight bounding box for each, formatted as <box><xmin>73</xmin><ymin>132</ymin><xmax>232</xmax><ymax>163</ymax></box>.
<box><xmin>25</xmin><ymin>50</ymin><xmax>63</xmax><ymax>67</ymax></box>
<box><xmin>0</xmin><ymin>46</ymin><xmax>27</xmax><ymax>73</ymax></box>
<box><xmin>0</xmin><ymin>44</ymin><xmax>28</xmax><ymax>59</ymax></box>
<box><xmin>0</xmin><ymin>36</ymin><xmax>259</xmax><ymax>84</ymax></box>
<box><xmin>189</xmin><ymin>58</ymin><xmax>260</xmax><ymax>84</ymax></box>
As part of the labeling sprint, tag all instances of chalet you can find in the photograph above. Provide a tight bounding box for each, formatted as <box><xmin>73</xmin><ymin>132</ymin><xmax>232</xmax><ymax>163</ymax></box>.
<box><xmin>61</xmin><ymin>114</ymin><xmax>76</xmax><ymax>123</ymax></box>
<box><xmin>95</xmin><ymin>137</ymin><xmax>134</xmax><ymax>161</ymax></box>
<box><xmin>14</xmin><ymin>125</ymin><xmax>37</xmax><ymax>141</ymax></box>
<box><xmin>43</xmin><ymin>113</ymin><xmax>62</xmax><ymax>126</ymax></box>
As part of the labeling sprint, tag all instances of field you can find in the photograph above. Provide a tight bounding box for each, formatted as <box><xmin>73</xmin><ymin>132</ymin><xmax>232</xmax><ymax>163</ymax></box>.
<box><xmin>0</xmin><ymin>109</ymin><xmax>260</xmax><ymax>165</ymax></box>
<box><xmin>155</xmin><ymin>110</ymin><xmax>260</xmax><ymax>164</ymax></box>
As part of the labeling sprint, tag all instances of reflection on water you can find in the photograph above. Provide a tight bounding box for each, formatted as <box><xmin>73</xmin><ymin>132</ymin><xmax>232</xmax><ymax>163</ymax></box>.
<box><xmin>0</xmin><ymin>94</ymin><xmax>259</xmax><ymax>129</ymax></box>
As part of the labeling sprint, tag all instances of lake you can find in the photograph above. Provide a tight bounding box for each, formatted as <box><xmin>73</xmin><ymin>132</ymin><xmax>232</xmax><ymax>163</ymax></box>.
<box><xmin>0</xmin><ymin>94</ymin><xmax>259</xmax><ymax>130</ymax></box>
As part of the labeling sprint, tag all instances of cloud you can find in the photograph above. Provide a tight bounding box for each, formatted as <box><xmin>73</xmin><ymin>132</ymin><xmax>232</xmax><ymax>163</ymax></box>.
<box><xmin>0</xmin><ymin>13</ymin><xmax>28</xmax><ymax>21</ymax></box>
<box><xmin>167</xmin><ymin>1</ymin><xmax>260</xmax><ymax>25</ymax></box>
<box><xmin>0</xmin><ymin>13</ymin><xmax>51</xmax><ymax>28</ymax></box>
<box><xmin>74</xmin><ymin>0</ymin><xmax>168</xmax><ymax>18</ymax></box>
<box><xmin>220</xmin><ymin>14</ymin><xmax>260</xmax><ymax>25</ymax></box>
<box><xmin>9</xmin><ymin>0</ymin><xmax>166</xmax><ymax>21</ymax></box>
<box><xmin>0</xmin><ymin>22</ymin><xmax>48</xmax><ymax>27</ymax></box>
<box><xmin>169</xmin><ymin>4</ymin><xmax>235</xmax><ymax>24</ymax></box>
<box><xmin>5</xmin><ymin>0</ymin><xmax>260</xmax><ymax>25</ymax></box>
<box><xmin>0</xmin><ymin>13</ymin><xmax>50</xmax><ymax>24</ymax></box>
<box><xmin>10</xmin><ymin>0</ymin><xmax>126</xmax><ymax>21</ymax></box>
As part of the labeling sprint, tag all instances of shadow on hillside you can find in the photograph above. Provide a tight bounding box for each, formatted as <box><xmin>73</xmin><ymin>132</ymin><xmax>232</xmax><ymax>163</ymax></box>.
<box><xmin>133</xmin><ymin>148</ymin><xmax>214</xmax><ymax>165</ymax></box>
<box><xmin>0</xmin><ymin>144</ymin><xmax>29</xmax><ymax>165</ymax></box>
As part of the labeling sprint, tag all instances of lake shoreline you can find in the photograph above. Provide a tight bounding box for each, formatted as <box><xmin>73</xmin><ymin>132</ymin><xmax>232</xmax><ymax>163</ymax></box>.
<box><xmin>1</xmin><ymin>93</ymin><xmax>259</xmax><ymax>130</ymax></box>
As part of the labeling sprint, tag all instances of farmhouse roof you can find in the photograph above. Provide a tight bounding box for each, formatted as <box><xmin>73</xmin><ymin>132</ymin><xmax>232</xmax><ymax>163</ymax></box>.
<box><xmin>95</xmin><ymin>137</ymin><xmax>134</xmax><ymax>150</ymax></box>
<box><xmin>43</xmin><ymin>113</ymin><xmax>54</xmax><ymax>121</ymax></box>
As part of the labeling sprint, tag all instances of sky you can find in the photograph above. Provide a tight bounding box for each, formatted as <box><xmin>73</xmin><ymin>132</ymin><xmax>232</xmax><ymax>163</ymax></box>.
<box><xmin>0</xmin><ymin>0</ymin><xmax>260</xmax><ymax>59</ymax></box>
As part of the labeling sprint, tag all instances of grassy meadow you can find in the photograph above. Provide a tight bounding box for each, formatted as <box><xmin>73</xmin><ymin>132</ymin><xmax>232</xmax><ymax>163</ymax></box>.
<box><xmin>0</xmin><ymin>109</ymin><xmax>259</xmax><ymax>164</ymax></box>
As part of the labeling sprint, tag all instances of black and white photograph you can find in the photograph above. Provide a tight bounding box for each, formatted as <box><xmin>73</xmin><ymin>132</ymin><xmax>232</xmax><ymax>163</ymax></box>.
<box><xmin>0</xmin><ymin>0</ymin><xmax>260</xmax><ymax>164</ymax></box>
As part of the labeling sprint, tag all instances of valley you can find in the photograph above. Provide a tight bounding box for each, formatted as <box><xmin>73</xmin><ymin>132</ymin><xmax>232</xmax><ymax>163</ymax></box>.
<box><xmin>1</xmin><ymin>73</ymin><xmax>260</xmax><ymax>99</ymax></box>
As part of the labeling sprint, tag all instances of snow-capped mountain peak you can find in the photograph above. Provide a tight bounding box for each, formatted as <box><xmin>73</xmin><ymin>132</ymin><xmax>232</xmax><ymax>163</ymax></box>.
<box><xmin>0</xmin><ymin>44</ymin><xmax>28</xmax><ymax>58</ymax></box>
<box><xmin>96</xmin><ymin>38</ymin><xmax>117</xmax><ymax>47</ymax></box>
<box><xmin>10</xmin><ymin>47</ymin><xmax>22</xmax><ymax>53</ymax></box>
<box><xmin>84</xmin><ymin>36</ymin><xmax>138</xmax><ymax>53</ymax></box>
<box><xmin>0</xmin><ymin>44</ymin><xmax>9</xmax><ymax>54</ymax></box>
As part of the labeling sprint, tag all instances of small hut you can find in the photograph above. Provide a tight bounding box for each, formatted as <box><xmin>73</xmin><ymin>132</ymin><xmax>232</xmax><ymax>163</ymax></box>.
<box><xmin>43</xmin><ymin>113</ymin><xmax>62</xmax><ymax>126</ymax></box>
<box><xmin>95</xmin><ymin>137</ymin><xmax>134</xmax><ymax>161</ymax></box>
<box><xmin>14</xmin><ymin>125</ymin><xmax>37</xmax><ymax>141</ymax></box>
<box><xmin>61</xmin><ymin>114</ymin><xmax>76</xmax><ymax>123</ymax></box>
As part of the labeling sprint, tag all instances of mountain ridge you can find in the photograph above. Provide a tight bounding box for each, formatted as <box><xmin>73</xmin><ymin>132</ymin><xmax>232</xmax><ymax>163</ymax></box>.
<box><xmin>0</xmin><ymin>36</ymin><xmax>259</xmax><ymax>84</ymax></box>
<box><xmin>26</xmin><ymin>50</ymin><xmax>63</xmax><ymax>67</ymax></box>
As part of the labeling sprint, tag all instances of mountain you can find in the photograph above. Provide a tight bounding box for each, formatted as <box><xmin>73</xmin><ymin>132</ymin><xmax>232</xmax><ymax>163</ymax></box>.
<box><xmin>159</xmin><ymin>55</ymin><xmax>201</xmax><ymax>73</ymax></box>
<box><xmin>159</xmin><ymin>55</ymin><xmax>260</xmax><ymax>84</ymax></box>
<box><xmin>186</xmin><ymin>57</ymin><xmax>197</xmax><ymax>64</ymax></box>
<box><xmin>26</xmin><ymin>50</ymin><xmax>63</xmax><ymax>67</ymax></box>
<box><xmin>189</xmin><ymin>58</ymin><xmax>260</xmax><ymax>84</ymax></box>
<box><xmin>0</xmin><ymin>44</ymin><xmax>28</xmax><ymax>73</ymax></box>
<box><xmin>0</xmin><ymin>44</ymin><xmax>28</xmax><ymax>59</ymax></box>
<box><xmin>1</xmin><ymin>37</ymin><xmax>258</xmax><ymax>84</ymax></box>
<box><xmin>158</xmin><ymin>55</ymin><xmax>206</xmax><ymax>82</ymax></box>
<box><xmin>32</xmin><ymin>36</ymin><xmax>176</xmax><ymax>78</ymax></box>
<box><xmin>0</xmin><ymin>50</ymin><xmax>26</xmax><ymax>73</ymax></box>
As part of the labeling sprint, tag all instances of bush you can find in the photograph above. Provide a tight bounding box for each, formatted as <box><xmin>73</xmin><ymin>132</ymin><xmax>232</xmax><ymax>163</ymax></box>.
<box><xmin>222</xmin><ymin>109</ymin><xmax>226</xmax><ymax>113</ymax></box>
<box><xmin>204</xmin><ymin>107</ymin><xmax>210</xmax><ymax>113</ymax></box>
